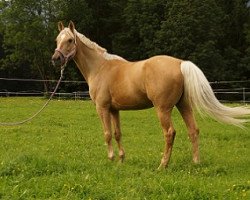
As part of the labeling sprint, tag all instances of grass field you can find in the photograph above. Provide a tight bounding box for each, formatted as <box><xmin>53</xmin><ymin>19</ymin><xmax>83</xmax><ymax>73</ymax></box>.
<box><xmin>0</xmin><ymin>97</ymin><xmax>249</xmax><ymax>199</ymax></box>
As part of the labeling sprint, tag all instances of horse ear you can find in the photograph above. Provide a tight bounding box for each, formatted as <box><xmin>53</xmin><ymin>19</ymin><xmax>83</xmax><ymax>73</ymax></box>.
<box><xmin>68</xmin><ymin>21</ymin><xmax>75</xmax><ymax>33</ymax></box>
<box><xmin>58</xmin><ymin>21</ymin><xmax>64</xmax><ymax>32</ymax></box>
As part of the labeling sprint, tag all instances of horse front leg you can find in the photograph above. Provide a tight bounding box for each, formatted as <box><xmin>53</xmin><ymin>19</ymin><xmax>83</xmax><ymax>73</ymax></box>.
<box><xmin>111</xmin><ymin>110</ymin><xmax>125</xmax><ymax>162</ymax></box>
<box><xmin>96</xmin><ymin>106</ymin><xmax>114</xmax><ymax>161</ymax></box>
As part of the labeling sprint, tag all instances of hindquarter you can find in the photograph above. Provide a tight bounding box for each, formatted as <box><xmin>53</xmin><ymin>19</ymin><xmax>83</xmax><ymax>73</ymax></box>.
<box><xmin>144</xmin><ymin>56</ymin><xmax>184</xmax><ymax>107</ymax></box>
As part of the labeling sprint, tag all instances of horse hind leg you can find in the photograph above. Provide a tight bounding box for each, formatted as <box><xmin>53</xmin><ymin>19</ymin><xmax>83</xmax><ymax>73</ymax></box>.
<box><xmin>156</xmin><ymin>107</ymin><xmax>176</xmax><ymax>169</ymax></box>
<box><xmin>111</xmin><ymin>110</ymin><xmax>125</xmax><ymax>162</ymax></box>
<box><xmin>177</xmin><ymin>100</ymin><xmax>200</xmax><ymax>164</ymax></box>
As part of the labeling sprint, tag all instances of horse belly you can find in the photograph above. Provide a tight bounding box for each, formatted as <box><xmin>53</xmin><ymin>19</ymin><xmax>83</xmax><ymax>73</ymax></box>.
<box><xmin>111</xmin><ymin>88</ymin><xmax>153</xmax><ymax>110</ymax></box>
<box><xmin>109</xmin><ymin>61</ymin><xmax>153</xmax><ymax>110</ymax></box>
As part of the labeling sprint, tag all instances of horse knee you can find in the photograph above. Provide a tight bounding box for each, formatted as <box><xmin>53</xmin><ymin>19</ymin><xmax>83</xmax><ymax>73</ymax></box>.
<box><xmin>104</xmin><ymin>131</ymin><xmax>112</xmax><ymax>144</ymax></box>
<box><xmin>114</xmin><ymin>131</ymin><xmax>121</xmax><ymax>142</ymax></box>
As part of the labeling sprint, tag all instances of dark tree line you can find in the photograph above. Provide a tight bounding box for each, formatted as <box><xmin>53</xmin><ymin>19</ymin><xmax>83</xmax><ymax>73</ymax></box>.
<box><xmin>0</xmin><ymin>0</ymin><xmax>249</xmax><ymax>93</ymax></box>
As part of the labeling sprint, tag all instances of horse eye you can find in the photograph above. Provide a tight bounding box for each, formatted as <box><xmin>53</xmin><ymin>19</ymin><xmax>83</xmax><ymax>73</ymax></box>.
<box><xmin>68</xmin><ymin>39</ymin><xmax>73</xmax><ymax>43</ymax></box>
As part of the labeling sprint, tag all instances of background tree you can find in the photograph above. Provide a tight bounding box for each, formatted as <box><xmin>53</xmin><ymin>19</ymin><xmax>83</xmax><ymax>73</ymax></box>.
<box><xmin>155</xmin><ymin>0</ymin><xmax>225</xmax><ymax>80</ymax></box>
<box><xmin>217</xmin><ymin>0</ymin><xmax>250</xmax><ymax>80</ymax></box>
<box><xmin>0</xmin><ymin>0</ymin><xmax>58</xmax><ymax>92</ymax></box>
<box><xmin>243</xmin><ymin>22</ymin><xmax>250</xmax><ymax>78</ymax></box>
<box><xmin>113</xmin><ymin>0</ymin><xmax>167</xmax><ymax>60</ymax></box>
<box><xmin>0</xmin><ymin>0</ymin><xmax>249</xmax><ymax>93</ymax></box>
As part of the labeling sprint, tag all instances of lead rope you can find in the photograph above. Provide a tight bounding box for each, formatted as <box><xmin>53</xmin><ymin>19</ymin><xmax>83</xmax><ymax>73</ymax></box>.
<box><xmin>0</xmin><ymin>66</ymin><xmax>66</xmax><ymax>126</ymax></box>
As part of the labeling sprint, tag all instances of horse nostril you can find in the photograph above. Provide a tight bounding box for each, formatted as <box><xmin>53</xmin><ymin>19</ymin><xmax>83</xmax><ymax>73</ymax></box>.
<box><xmin>51</xmin><ymin>59</ymin><xmax>55</xmax><ymax>66</ymax></box>
<box><xmin>52</xmin><ymin>54</ymin><xmax>59</xmax><ymax>61</ymax></box>
<box><xmin>52</xmin><ymin>56</ymin><xmax>61</xmax><ymax>66</ymax></box>
<box><xmin>52</xmin><ymin>50</ymin><xmax>66</xmax><ymax>67</ymax></box>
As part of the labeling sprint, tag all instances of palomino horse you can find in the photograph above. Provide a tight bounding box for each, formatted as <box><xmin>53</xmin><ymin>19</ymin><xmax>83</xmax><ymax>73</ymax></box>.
<box><xmin>52</xmin><ymin>21</ymin><xmax>250</xmax><ymax>169</ymax></box>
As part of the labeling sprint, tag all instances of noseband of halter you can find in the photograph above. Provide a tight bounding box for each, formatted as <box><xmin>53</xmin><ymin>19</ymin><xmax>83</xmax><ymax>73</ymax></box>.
<box><xmin>55</xmin><ymin>45</ymin><xmax>76</xmax><ymax>66</ymax></box>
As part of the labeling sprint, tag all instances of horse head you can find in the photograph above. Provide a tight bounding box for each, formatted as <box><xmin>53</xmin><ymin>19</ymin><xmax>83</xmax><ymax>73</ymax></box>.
<box><xmin>52</xmin><ymin>21</ymin><xmax>77</xmax><ymax>68</ymax></box>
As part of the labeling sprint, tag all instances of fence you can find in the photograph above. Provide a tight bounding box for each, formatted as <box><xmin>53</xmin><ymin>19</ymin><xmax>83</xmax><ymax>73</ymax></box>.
<box><xmin>0</xmin><ymin>77</ymin><xmax>250</xmax><ymax>103</ymax></box>
<box><xmin>0</xmin><ymin>90</ymin><xmax>90</xmax><ymax>100</ymax></box>
<box><xmin>210</xmin><ymin>80</ymin><xmax>250</xmax><ymax>104</ymax></box>
<box><xmin>0</xmin><ymin>77</ymin><xmax>89</xmax><ymax>100</ymax></box>
<box><xmin>213</xmin><ymin>88</ymin><xmax>250</xmax><ymax>104</ymax></box>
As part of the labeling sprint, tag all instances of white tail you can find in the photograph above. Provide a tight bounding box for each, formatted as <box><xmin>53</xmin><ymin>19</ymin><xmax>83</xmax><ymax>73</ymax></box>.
<box><xmin>180</xmin><ymin>61</ymin><xmax>250</xmax><ymax>127</ymax></box>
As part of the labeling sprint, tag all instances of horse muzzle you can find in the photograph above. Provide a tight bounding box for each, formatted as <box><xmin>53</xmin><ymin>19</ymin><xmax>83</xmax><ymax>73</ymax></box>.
<box><xmin>52</xmin><ymin>50</ymin><xmax>65</xmax><ymax>67</ymax></box>
<box><xmin>52</xmin><ymin>47</ymin><xmax>76</xmax><ymax>67</ymax></box>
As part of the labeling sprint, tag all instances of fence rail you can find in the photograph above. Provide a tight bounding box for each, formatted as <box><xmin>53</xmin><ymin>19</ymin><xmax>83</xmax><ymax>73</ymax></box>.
<box><xmin>0</xmin><ymin>77</ymin><xmax>86</xmax><ymax>83</ymax></box>
<box><xmin>0</xmin><ymin>78</ymin><xmax>249</xmax><ymax>103</ymax></box>
<box><xmin>213</xmin><ymin>88</ymin><xmax>250</xmax><ymax>103</ymax></box>
<box><xmin>0</xmin><ymin>90</ymin><xmax>90</xmax><ymax>100</ymax></box>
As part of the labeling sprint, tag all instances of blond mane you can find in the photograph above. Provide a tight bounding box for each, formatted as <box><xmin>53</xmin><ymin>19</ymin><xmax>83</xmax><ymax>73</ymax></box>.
<box><xmin>64</xmin><ymin>28</ymin><xmax>125</xmax><ymax>61</ymax></box>
<box><xmin>75</xmin><ymin>30</ymin><xmax>107</xmax><ymax>54</ymax></box>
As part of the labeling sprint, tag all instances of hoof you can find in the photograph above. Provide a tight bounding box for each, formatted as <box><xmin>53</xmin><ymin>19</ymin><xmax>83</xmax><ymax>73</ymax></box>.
<box><xmin>157</xmin><ymin>158</ymin><xmax>169</xmax><ymax>170</ymax></box>
<box><xmin>108</xmin><ymin>155</ymin><xmax>115</xmax><ymax>161</ymax></box>
<box><xmin>157</xmin><ymin>163</ymin><xmax>168</xmax><ymax>170</ymax></box>
<box><xmin>119</xmin><ymin>154</ymin><xmax>125</xmax><ymax>163</ymax></box>
<box><xmin>193</xmin><ymin>157</ymin><xmax>200</xmax><ymax>164</ymax></box>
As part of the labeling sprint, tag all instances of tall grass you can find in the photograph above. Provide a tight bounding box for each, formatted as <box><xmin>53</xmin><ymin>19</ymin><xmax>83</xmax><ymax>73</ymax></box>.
<box><xmin>0</xmin><ymin>97</ymin><xmax>249</xmax><ymax>199</ymax></box>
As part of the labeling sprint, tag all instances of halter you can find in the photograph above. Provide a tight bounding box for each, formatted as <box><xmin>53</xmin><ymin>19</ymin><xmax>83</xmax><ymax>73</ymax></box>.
<box><xmin>55</xmin><ymin>45</ymin><xmax>76</xmax><ymax>66</ymax></box>
<box><xmin>54</xmin><ymin>29</ymin><xmax>77</xmax><ymax>66</ymax></box>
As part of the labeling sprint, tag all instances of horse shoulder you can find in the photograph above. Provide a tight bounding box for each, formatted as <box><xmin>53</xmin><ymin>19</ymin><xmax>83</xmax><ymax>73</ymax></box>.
<box><xmin>88</xmin><ymin>60</ymin><xmax>127</xmax><ymax>106</ymax></box>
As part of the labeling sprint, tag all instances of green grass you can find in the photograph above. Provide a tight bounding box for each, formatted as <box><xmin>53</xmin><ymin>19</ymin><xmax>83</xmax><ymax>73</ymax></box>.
<box><xmin>0</xmin><ymin>97</ymin><xmax>249</xmax><ymax>199</ymax></box>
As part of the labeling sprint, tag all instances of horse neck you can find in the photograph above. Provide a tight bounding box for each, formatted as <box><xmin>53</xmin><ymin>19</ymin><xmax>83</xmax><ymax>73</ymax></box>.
<box><xmin>73</xmin><ymin>38</ymin><xmax>106</xmax><ymax>83</ymax></box>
